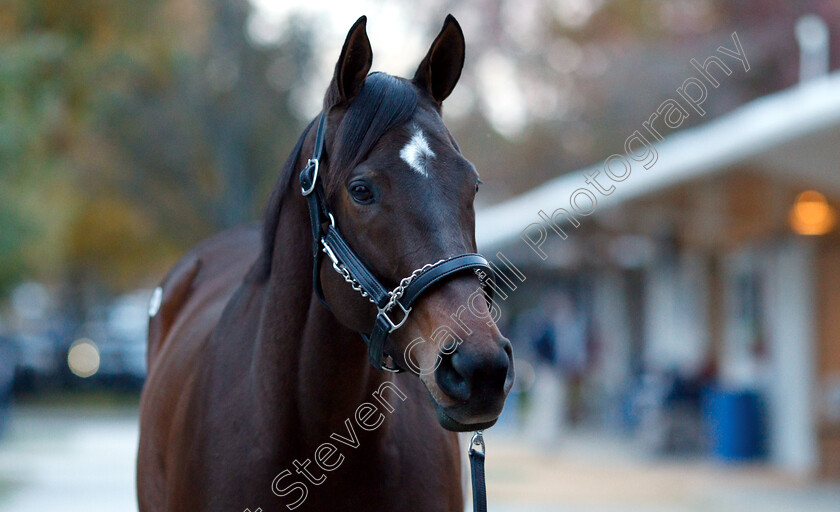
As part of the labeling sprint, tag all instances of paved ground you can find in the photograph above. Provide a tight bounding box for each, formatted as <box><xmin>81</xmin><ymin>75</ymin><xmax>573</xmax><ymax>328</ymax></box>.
<box><xmin>0</xmin><ymin>405</ymin><xmax>837</xmax><ymax>511</ymax></box>
<box><xmin>0</xmin><ymin>405</ymin><xmax>138</xmax><ymax>512</ymax></box>
<box><xmin>481</xmin><ymin>429</ymin><xmax>840</xmax><ymax>512</ymax></box>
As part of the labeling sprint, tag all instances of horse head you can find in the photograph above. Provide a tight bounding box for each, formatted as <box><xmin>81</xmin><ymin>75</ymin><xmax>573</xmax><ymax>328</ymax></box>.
<box><xmin>313</xmin><ymin>15</ymin><xmax>514</xmax><ymax>432</ymax></box>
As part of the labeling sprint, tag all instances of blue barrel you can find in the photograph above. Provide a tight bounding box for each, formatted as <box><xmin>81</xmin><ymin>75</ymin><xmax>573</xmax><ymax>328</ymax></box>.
<box><xmin>703</xmin><ymin>387</ymin><xmax>766</xmax><ymax>461</ymax></box>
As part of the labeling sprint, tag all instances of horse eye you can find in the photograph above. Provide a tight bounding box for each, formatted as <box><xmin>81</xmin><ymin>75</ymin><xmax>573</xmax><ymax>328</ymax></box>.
<box><xmin>349</xmin><ymin>182</ymin><xmax>374</xmax><ymax>204</ymax></box>
<box><xmin>475</xmin><ymin>179</ymin><xmax>483</xmax><ymax>194</ymax></box>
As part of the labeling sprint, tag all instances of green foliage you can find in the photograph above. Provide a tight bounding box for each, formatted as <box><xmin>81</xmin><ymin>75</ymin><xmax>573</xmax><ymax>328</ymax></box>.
<box><xmin>0</xmin><ymin>0</ymin><xmax>313</xmax><ymax>297</ymax></box>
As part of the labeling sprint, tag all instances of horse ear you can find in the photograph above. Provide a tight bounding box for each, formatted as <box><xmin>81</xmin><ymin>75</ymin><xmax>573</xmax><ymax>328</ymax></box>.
<box><xmin>413</xmin><ymin>14</ymin><xmax>465</xmax><ymax>105</ymax></box>
<box><xmin>326</xmin><ymin>16</ymin><xmax>372</xmax><ymax>106</ymax></box>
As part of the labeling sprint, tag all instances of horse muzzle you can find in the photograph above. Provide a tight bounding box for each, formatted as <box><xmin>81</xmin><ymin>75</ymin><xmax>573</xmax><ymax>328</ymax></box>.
<box><xmin>423</xmin><ymin>336</ymin><xmax>514</xmax><ymax>432</ymax></box>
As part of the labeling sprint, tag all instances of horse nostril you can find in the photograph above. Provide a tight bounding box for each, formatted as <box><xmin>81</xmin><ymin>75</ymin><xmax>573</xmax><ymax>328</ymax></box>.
<box><xmin>502</xmin><ymin>340</ymin><xmax>515</xmax><ymax>389</ymax></box>
<box><xmin>485</xmin><ymin>347</ymin><xmax>511</xmax><ymax>390</ymax></box>
<box><xmin>503</xmin><ymin>340</ymin><xmax>513</xmax><ymax>360</ymax></box>
<box><xmin>468</xmin><ymin>347</ymin><xmax>510</xmax><ymax>396</ymax></box>
<box><xmin>435</xmin><ymin>344</ymin><xmax>512</xmax><ymax>403</ymax></box>
<box><xmin>434</xmin><ymin>351</ymin><xmax>471</xmax><ymax>402</ymax></box>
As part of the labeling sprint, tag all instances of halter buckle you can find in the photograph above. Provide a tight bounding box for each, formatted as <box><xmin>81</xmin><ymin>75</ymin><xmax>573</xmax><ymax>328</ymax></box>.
<box><xmin>378</xmin><ymin>301</ymin><xmax>412</xmax><ymax>332</ymax></box>
<box><xmin>469</xmin><ymin>430</ymin><xmax>485</xmax><ymax>456</ymax></box>
<box><xmin>322</xmin><ymin>239</ymin><xmax>340</xmax><ymax>266</ymax></box>
<box><xmin>301</xmin><ymin>158</ymin><xmax>320</xmax><ymax>196</ymax></box>
<box><xmin>380</xmin><ymin>355</ymin><xmax>402</xmax><ymax>373</ymax></box>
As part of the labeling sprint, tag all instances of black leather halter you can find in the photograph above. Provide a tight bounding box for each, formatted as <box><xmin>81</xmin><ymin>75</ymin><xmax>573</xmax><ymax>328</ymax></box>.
<box><xmin>299</xmin><ymin>113</ymin><xmax>494</xmax><ymax>372</ymax></box>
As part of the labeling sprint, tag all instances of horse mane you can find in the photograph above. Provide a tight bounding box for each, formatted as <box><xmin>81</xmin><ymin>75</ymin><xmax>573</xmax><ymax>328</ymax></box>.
<box><xmin>252</xmin><ymin>72</ymin><xmax>418</xmax><ymax>281</ymax></box>
<box><xmin>250</xmin><ymin>117</ymin><xmax>317</xmax><ymax>281</ymax></box>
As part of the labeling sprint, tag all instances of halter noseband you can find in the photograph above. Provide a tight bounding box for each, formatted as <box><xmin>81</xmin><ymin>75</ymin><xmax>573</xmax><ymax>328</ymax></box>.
<box><xmin>299</xmin><ymin>113</ymin><xmax>494</xmax><ymax>373</ymax></box>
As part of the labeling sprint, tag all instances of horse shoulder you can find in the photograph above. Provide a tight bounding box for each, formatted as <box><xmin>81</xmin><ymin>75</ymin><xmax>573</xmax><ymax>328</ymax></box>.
<box><xmin>146</xmin><ymin>254</ymin><xmax>201</xmax><ymax>369</ymax></box>
<box><xmin>138</xmin><ymin>224</ymin><xmax>261</xmax><ymax>511</ymax></box>
<box><xmin>146</xmin><ymin>225</ymin><xmax>260</xmax><ymax>369</ymax></box>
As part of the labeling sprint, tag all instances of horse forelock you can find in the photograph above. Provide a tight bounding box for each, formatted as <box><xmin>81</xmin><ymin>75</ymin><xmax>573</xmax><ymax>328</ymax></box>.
<box><xmin>324</xmin><ymin>72</ymin><xmax>418</xmax><ymax>198</ymax></box>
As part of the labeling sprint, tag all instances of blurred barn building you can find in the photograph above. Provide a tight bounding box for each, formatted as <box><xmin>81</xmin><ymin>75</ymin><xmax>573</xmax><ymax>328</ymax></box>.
<box><xmin>479</xmin><ymin>58</ymin><xmax>840</xmax><ymax>480</ymax></box>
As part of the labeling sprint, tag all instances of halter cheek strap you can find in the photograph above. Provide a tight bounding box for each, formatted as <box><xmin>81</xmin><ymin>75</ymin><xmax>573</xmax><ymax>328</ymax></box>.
<box><xmin>299</xmin><ymin>112</ymin><xmax>494</xmax><ymax>372</ymax></box>
<box><xmin>299</xmin><ymin>114</ymin><xmax>332</xmax><ymax>309</ymax></box>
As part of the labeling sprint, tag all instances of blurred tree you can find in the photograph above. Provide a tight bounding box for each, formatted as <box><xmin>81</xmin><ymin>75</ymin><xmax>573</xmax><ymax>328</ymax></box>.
<box><xmin>0</xmin><ymin>0</ymin><xmax>314</xmax><ymax>302</ymax></box>
<box><xmin>2</xmin><ymin>0</ymin><xmax>839</xmax><ymax>303</ymax></box>
<box><xmin>96</xmin><ymin>0</ymin><xmax>314</xmax><ymax>235</ymax></box>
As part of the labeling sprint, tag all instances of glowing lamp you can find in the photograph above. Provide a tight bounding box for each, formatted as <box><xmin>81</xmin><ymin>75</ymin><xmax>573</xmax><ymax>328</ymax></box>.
<box><xmin>789</xmin><ymin>190</ymin><xmax>836</xmax><ymax>235</ymax></box>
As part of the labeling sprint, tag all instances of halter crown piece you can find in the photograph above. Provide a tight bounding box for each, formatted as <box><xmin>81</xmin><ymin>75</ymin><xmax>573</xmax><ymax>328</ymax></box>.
<box><xmin>299</xmin><ymin>113</ymin><xmax>495</xmax><ymax>372</ymax></box>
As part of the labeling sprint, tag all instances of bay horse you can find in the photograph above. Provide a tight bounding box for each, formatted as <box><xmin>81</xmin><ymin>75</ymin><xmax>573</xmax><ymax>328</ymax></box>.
<box><xmin>137</xmin><ymin>15</ymin><xmax>514</xmax><ymax>512</ymax></box>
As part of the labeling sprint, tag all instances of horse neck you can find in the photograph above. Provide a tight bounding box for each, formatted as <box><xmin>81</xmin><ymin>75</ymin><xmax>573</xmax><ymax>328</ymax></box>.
<box><xmin>251</xmin><ymin>172</ymin><xmax>391</xmax><ymax>445</ymax></box>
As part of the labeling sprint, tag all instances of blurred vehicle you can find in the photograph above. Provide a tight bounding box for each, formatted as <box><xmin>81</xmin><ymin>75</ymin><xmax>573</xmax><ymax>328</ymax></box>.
<box><xmin>10</xmin><ymin>331</ymin><xmax>62</xmax><ymax>393</ymax></box>
<box><xmin>80</xmin><ymin>291</ymin><xmax>149</xmax><ymax>390</ymax></box>
<box><xmin>0</xmin><ymin>334</ymin><xmax>17</xmax><ymax>435</ymax></box>
<box><xmin>6</xmin><ymin>287</ymin><xmax>149</xmax><ymax>392</ymax></box>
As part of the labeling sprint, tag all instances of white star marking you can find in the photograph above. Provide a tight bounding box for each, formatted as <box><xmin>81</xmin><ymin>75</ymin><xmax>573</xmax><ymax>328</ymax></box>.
<box><xmin>399</xmin><ymin>125</ymin><xmax>435</xmax><ymax>177</ymax></box>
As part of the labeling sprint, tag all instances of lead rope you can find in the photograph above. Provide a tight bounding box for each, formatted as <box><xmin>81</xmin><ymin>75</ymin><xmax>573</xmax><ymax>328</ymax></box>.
<box><xmin>469</xmin><ymin>431</ymin><xmax>487</xmax><ymax>512</ymax></box>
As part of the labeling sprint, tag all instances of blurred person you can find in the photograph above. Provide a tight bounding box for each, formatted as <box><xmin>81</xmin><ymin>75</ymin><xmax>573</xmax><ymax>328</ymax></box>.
<box><xmin>512</xmin><ymin>302</ymin><xmax>560</xmax><ymax>442</ymax></box>
<box><xmin>552</xmin><ymin>294</ymin><xmax>596</xmax><ymax>426</ymax></box>
<box><xmin>634</xmin><ymin>361</ymin><xmax>713</xmax><ymax>455</ymax></box>
<box><xmin>661</xmin><ymin>366</ymin><xmax>708</xmax><ymax>454</ymax></box>
<box><xmin>518</xmin><ymin>291</ymin><xmax>590</xmax><ymax>443</ymax></box>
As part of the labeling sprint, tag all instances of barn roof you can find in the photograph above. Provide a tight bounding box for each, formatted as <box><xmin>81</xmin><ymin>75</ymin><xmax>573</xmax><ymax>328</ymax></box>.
<box><xmin>476</xmin><ymin>71</ymin><xmax>840</xmax><ymax>249</ymax></box>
